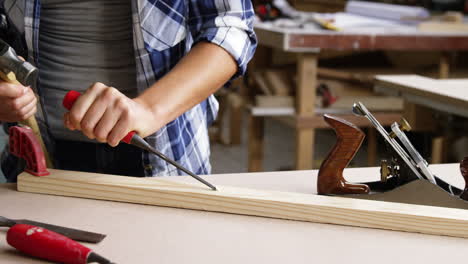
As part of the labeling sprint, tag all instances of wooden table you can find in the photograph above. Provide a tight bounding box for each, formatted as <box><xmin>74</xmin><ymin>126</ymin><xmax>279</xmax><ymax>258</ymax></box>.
<box><xmin>374</xmin><ymin>75</ymin><xmax>468</xmax><ymax>163</ymax></box>
<box><xmin>1</xmin><ymin>164</ymin><xmax>467</xmax><ymax>263</ymax></box>
<box><xmin>375</xmin><ymin>75</ymin><xmax>468</xmax><ymax>118</ymax></box>
<box><xmin>249</xmin><ymin>22</ymin><xmax>468</xmax><ymax>172</ymax></box>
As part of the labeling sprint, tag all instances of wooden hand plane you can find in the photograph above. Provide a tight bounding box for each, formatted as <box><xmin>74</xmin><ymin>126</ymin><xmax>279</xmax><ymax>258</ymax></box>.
<box><xmin>318</xmin><ymin>102</ymin><xmax>468</xmax><ymax>209</ymax></box>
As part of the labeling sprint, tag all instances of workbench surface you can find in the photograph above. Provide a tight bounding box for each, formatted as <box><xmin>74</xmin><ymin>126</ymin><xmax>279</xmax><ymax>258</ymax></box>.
<box><xmin>255</xmin><ymin>21</ymin><xmax>468</xmax><ymax>52</ymax></box>
<box><xmin>375</xmin><ymin>75</ymin><xmax>468</xmax><ymax>118</ymax></box>
<box><xmin>1</xmin><ymin>164</ymin><xmax>467</xmax><ymax>263</ymax></box>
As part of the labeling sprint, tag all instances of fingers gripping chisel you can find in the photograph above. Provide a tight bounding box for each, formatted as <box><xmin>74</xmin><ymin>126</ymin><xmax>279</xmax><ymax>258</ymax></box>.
<box><xmin>62</xmin><ymin>91</ymin><xmax>217</xmax><ymax>191</ymax></box>
<box><xmin>7</xmin><ymin>224</ymin><xmax>115</xmax><ymax>264</ymax></box>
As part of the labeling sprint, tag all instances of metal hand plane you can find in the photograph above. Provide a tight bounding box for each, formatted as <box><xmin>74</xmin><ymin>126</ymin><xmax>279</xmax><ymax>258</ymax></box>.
<box><xmin>318</xmin><ymin>102</ymin><xmax>468</xmax><ymax>209</ymax></box>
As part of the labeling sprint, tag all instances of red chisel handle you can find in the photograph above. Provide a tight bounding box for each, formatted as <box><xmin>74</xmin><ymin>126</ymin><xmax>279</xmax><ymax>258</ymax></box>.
<box><xmin>63</xmin><ymin>91</ymin><xmax>217</xmax><ymax>190</ymax></box>
<box><xmin>7</xmin><ymin>224</ymin><xmax>91</xmax><ymax>264</ymax></box>
<box><xmin>63</xmin><ymin>91</ymin><xmax>135</xmax><ymax>143</ymax></box>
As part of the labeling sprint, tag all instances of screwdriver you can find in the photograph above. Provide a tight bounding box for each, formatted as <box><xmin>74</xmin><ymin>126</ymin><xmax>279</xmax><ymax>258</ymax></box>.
<box><xmin>62</xmin><ymin>91</ymin><xmax>217</xmax><ymax>191</ymax></box>
<box><xmin>7</xmin><ymin>224</ymin><xmax>115</xmax><ymax>264</ymax></box>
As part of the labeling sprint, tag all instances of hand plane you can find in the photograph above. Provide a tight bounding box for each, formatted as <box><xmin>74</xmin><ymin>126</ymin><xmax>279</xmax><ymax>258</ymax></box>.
<box><xmin>318</xmin><ymin>102</ymin><xmax>468</xmax><ymax>209</ymax></box>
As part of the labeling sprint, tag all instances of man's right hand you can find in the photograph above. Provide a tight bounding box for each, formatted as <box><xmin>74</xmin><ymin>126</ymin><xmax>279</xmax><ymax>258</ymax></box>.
<box><xmin>0</xmin><ymin>82</ymin><xmax>37</xmax><ymax>122</ymax></box>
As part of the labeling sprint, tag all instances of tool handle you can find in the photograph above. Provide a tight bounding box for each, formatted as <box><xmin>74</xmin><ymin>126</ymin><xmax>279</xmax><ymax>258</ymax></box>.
<box><xmin>317</xmin><ymin>115</ymin><xmax>369</xmax><ymax>195</ymax></box>
<box><xmin>7</xmin><ymin>224</ymin><xmax>91</xmax><ymax>264</ymax></box>
<box><xmin>0</xmin><ymin>71</ymin><xmax>53</xmax><ymax>168</ymax></box>
<box><xmin>63</xmin><ymin>91</ymin><xmax>135</xmax><ymax>144</ymax></box>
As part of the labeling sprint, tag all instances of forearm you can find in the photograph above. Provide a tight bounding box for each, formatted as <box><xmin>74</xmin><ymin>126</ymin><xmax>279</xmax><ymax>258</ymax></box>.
<box><xmin>65</xmin><ymin>42</ymin><xmax>238</xmax><ymax>146</ymax></box>
<box><xmin>134</xmin><ymin>42</ymin><xmax>237</xmax><ymax>131</ymax></box>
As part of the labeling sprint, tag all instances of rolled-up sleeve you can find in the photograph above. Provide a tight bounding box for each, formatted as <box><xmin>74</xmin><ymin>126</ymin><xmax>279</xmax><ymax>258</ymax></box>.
<box><xmin>188</xmin><ymin>0</ymin><xmax>257</xmax><ymax>78</ymax></box>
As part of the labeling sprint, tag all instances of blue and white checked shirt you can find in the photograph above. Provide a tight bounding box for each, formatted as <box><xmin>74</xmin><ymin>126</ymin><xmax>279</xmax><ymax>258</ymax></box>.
<box><xmin>3</xmin><ymin>0</ymin><xmax>257</xmax><ymax>178</ymax></box>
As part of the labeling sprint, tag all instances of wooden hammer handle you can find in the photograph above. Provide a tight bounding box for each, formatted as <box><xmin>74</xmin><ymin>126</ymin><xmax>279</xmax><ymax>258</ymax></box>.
<box><xmin>0</xmin><ymin>71</ymin><xmax>53</xmax><ymax>168</ymax></box>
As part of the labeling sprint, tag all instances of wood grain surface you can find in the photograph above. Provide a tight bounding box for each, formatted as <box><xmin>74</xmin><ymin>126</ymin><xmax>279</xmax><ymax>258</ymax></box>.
<box><xmin>16</xmin><ymin>168</ymin><xmax>468</xmax><ymax>238</ymax></box>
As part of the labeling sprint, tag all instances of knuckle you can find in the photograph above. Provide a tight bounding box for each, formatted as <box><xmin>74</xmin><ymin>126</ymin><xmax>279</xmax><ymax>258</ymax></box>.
<box><xmin>89</xmin><ymin>82</ymin><xmax>105</xmax><ymax>92</ymax></box>
<box><xmin>69</xmin><ymin>112</ymin><xmax>81</xmax><ymax>124</ymax></box>
<box><xmin>115</xmin><ymin>98</ymin><xmax>128</xmax><ymax>110</ymax></box>
<box><xmin>16</xmin><ymin>107</ymin><xmax>27</xmax><ymax>116</ymax></box>
<box><xmin>21</xmin><ymin>111</ymin><xmax>33</xmax><ymax>120</ymax></box>
<box><xmin>95</xmin><ymin>131</ymin><xmax>107</xmax><ymax>141</ymax></box>
<box><xmin>11</xmin><ymin>100</ymin><xmax>21</xmax><ymax>110</ymax></box>
<box><xmin>103</xmin><ymin>86</ymin><xmax>117</xmax><ymax>98</ymax></box>
<box><xmin>81</xmin><ymin>121</ymin><xmax>93</xmax><ymax>132</ymax></box>
<box><xmin>121</xmin><ymin>112</ymin><xmax>131</xmax><ymax>123</ymax></box>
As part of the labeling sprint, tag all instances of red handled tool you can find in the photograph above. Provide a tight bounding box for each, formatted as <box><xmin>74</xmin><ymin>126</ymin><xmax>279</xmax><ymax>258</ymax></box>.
<box><xmin>63</xmin><ymin>91</ymin><xmax>217</xmax><ymax>191</ymax></box>
<box><xmin>7</xmin><ymin>224</ymin><xmax>114</xmax><ymax>264</ymax></box>
<box><xmin>7</xmin><ymin>127</ymin><xmax>108</xmax><ymax>244</ymax></box>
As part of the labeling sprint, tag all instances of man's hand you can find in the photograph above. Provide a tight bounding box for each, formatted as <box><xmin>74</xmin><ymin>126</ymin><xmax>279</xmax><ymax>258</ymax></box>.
<box><xmin>64</xmin><ymin>82</ymin><xmax>161</xmax><ymax>147</ymax></box>
<box><xmin>0</xmin><ymin>82</ymin><xmax>37</xmax><ymax>122</ymax></box>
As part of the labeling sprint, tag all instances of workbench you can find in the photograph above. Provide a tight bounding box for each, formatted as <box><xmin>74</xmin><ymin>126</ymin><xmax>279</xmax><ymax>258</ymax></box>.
<box><xmin>375</xmin><ymin>75</ymin><xmax>468</xmax><ymax>163</ymax></box>
<box><xmin>248</xmin><ymin>22</ymin><xmax>468</xmax><ymax>171</ymax></box>
<box><xmin>375</xmin><ymin>75</ymin><xmax>468</xmax><ymax>118</ymax></box>
<box><xmin>2</xmin><ymin>163</ymin><xmax>468</xmax><ymax>263</ymax></box>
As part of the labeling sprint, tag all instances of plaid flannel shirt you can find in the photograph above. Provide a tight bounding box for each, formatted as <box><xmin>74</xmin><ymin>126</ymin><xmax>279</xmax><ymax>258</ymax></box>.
<box><xmin>2</xmin><ymin>0</ymin><xmax>256</xmax><ymax>179</ymax></box>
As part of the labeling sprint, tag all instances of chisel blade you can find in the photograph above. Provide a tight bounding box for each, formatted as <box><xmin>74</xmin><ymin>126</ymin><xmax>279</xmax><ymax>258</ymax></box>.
<box><xmin>13</xmin><ymin>219</ymin><xmax>106</xmax><ymax>243</ymax></box>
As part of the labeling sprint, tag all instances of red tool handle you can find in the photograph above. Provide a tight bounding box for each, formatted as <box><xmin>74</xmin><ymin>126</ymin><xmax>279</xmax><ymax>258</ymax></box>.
<box><xmin>7</xmin><ymin>224</ymin><xmax>91</xmax><ymax>264</ymax></box>
<box><xmin>63</xmin><ymin>91</ymin><xmax>135</xmax><ymax>144</ymax></box>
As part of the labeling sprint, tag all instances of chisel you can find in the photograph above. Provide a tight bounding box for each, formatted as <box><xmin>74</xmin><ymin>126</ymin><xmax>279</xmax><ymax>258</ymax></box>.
<box><xmin>0</xmin><ymin>216</ymin><xmax>106</xmax><ymax>243</ymax></box>
<box><xmin>7</xmin><ymin>224</ymin><xmax>115</xmax><ymax>264</ymax></box>
<box><xmin>62</xmin><ymin>91</ymin><xmax>217</xmax><ymax>191</ymax></box>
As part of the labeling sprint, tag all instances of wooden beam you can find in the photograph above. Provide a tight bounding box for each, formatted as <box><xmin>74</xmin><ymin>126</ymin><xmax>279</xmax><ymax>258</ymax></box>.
<box><xmin>296</xmin><ymin>53</ymin><xmax>317</xmax><ymax>170</ymax></box>
<box><xmin>17</xmin><ymin>169</ymin><xmax>468</xmax><ymax>238</ymax></box>
<box><xmin>248</xmin><ymin>115</ymin><xmax>264</xmax><ymax>172</ymax></box>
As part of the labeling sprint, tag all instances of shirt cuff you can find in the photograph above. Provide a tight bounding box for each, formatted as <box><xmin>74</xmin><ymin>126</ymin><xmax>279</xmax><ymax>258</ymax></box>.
<box><xmin>194</xmin><ymin>23</ymin><xmax>257</xmax><ymax>80</ymax></box>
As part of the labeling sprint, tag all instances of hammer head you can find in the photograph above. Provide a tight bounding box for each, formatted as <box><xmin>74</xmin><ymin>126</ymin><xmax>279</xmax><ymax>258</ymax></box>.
<box><xmin>0</xmin><ymin>39</ymin><xmax>37</xmax><ymax>86</ymax></box>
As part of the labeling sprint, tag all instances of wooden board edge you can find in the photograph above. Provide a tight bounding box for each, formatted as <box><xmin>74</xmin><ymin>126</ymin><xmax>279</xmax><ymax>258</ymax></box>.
<box><xmin>17</xmin><ymin>170</ymin><xmax>468</xmax><ymax>238</ymax></box>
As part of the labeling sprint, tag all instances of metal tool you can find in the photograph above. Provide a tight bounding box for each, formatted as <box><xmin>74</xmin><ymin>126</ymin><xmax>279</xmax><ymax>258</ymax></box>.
<box><xmin>390</xmin><ymin>121</ymin><xmax>437</xmax><ymax>184</ymax></box>
<box><xmin>0</xmin><ymin>39</ymin><xmax>52</xmax><ymax>167</ymax></box>
<box><xmin>7</xmin><ymin>224</ymin><xmax>115</xmax><ymax>264</ymax></box>
<box><xmin>0</xmin><ymin>216</ymin><xmax>106</xmax><ymax>244</ymax></box>
<box><xmin>62</xmin><ymin>91</ymin><xmax>217</xmax><ymax>191</ymax></box>
<box><xmin>318</xmin><ymin>102</ymin><xmax>468</xmax><ymax>204</ymax></box>
<box><xmin>352</xmin><ymin>102</ymin><xmax>463</xmax><ymax>195</ymax></box>
<box><xmin>0</xmin><ymin>39</ymin><xmax>36</xmax><ymax>86</ymax></box>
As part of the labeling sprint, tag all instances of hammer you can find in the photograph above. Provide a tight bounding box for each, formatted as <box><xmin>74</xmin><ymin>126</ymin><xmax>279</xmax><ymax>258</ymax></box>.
<box><xmin>0</xmin><ymin>39</ymin><xmax>52</xmax><ymax>167</ymax></box>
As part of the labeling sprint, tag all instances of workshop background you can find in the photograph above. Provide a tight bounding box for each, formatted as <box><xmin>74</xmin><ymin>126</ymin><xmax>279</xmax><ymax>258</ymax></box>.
<box><xmin>1</xmin><ymin>0</ymin><xmax>467</xmax><ymax>183</ymax></box>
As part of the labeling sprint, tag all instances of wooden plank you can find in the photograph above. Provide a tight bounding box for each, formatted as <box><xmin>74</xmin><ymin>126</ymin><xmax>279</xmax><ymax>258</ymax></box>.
<box><xmin>254</xmin><ymin>28</ymin><xmax>287</xmax><ymax>50</ymax></box>
<box><xmin>295</xmin><ymin>113</ymin><xmax>401</xmax><ymax>129</ymax></box>
<box><xmin>287</xmin><ymin>34</ymin><xmax>468</xmax><ymax>51</ymax></box>
<box><xmin>225</xmin><ymin>92</ymin><xmax>244</xmax><ymax>145</ymax></box>
<box><xmin>256</xmin><ymin>95</ymin><xmax>295</xmax><ymax>108</ymax></box>
<box><xmin>248</xmin><ymin>115</ymin><xmax>264</xmax><ymax>172</ymax></box>
<box><xmin>419</xmin><ymin>22</ymin><xmax>468</xmax><ymax>33</ymax></box>
<box><xmin>432</xmin><ymin>136</ymin><xmax>446</xmax><ymax>164</ymax></box>
<box><xmin>255</xmin><ymin>95</ymin><xmax>403</xmax><ymax>112</ymax></box>
<box><xmin>375</xmin><ymin>75</ymin><xmax>468</xmax><ymax>110</ymax></box>
<box><xmin>252</xmin><ymin>72</ymin><xmax>272</xmax><ymax>95</ymax></box>
<box><xmin>439</xmin><ymin>52</ymin><xmax>451</xmax><ymax>79</ymax></box>
<box><xmin>317</xmin><ymin>67</ymin><xmax>373</xmax><ymax>83</ymax></box>
<box><xmin>263</xmin><ymin>70</ymin><xmax>292</xmax><ymax>96</ymax></box>
<box><xmin>17</xmin><ymin>169</ymin><xmax>468</xmax><ymax>238</ymax></box>
<box><xmin>296</xmin><ymin>129</ymin><xmax>315</xmax><ymax>169</ymax></box>
<box><xmin>254</xmin><ymin>22</ymin><xmax>468</xmax><ymax>51</ymax></box>
<box><xmin>296</xmin><ymin>53</ymin><xmax>318</xmax><ymax>170</ymax></box>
